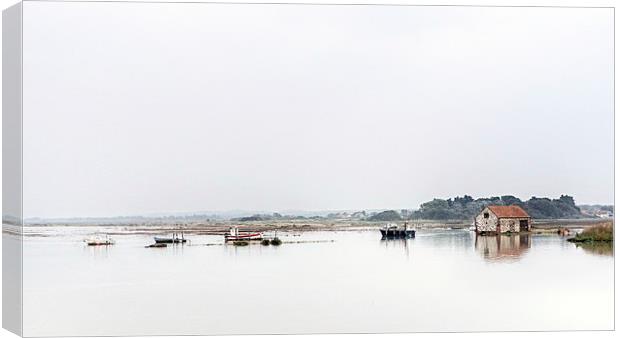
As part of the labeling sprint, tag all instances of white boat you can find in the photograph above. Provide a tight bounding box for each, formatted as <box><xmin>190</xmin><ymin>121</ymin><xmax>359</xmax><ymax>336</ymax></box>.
<box><xmin>224</xmin><ymin>227</ymin><xmax>263</xmax><ymax>241</ymax></box>
<box><xmin>84</xmin><ymin>235</ymin><xmax>115</xmax><ymax>246</ymax></box>
<box><xmin>154</xmin><ymin>232</ymin><xmax>187</xmax><ymax>244</ymax></box>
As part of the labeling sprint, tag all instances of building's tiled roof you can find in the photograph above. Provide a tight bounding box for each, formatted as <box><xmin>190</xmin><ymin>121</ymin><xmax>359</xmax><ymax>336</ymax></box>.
<box><xmin>487</xmin><ymin>205</ymin><xmax>530</xmax><ymax>218</ymax></box>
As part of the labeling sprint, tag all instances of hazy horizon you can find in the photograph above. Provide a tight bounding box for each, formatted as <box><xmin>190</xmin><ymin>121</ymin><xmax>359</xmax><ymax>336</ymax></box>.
<box><xmin>23</xmin><ymin>3</ymin><xmax>613</xmax><ymax>218</ymax></box>
<box><xmin>22</xmin><ymin>193</ymin><xmax>613</xmax><ymax>221</ymax></box>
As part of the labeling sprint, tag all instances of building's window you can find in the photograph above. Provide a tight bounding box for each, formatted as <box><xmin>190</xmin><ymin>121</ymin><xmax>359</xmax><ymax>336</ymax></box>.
<box><xmin>484</xmin><ymin>212</ymin><xmax>489</xmax><ymax>219</ymax></box>
<box><xmin>520</xmin><ymin>220</ymin><xmax>528</xmax><ymax>227</ymax></box>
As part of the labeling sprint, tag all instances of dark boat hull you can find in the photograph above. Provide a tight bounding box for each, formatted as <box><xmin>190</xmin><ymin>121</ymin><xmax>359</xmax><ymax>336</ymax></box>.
<box><xmin>146</xmin><ymin>243</ymin><xmax>167</xmax><ymax>248</ymax></box>
<box><xmin>154</xmin><ymin>237</ymin><xmax>187</xmax><ymax>244</ymax></box>
<box><xmin>380</xmin><ymin>229</ymin><xmax>416</xmax><ymax>239</ymax></box>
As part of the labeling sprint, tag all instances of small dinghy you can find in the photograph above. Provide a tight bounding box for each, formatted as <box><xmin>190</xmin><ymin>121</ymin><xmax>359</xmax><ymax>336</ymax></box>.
<box><xmin>224</xmin><ymin>227</ymin><xmax>263</xmax><ymax>242</ymax></box>
<box><xmin>146</xmin><ymin>243</ymin><xmax>167</xmax><ymax>248</ymax></box>
<box><xmin>84</xmin><ymin>235</ymin><xmax>115</xmax><ymax>246</ymax></box>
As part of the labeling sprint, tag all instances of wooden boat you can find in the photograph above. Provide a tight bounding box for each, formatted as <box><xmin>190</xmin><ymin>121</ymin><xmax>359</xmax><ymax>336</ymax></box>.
<box><xmin>146</xmin><ymin>243</ymin><xmax>167</xmax><ymax>248</ymax></box>
<box><xmin>380</xmin><ymin>223</ymin><xmax>415</xmax><ymax>239</ymax></box>
<box><xmin>224</xmin><ymin>227</ymin><xmax>263</xmax><ymax>241</ymax></box>
<box><xmin>84</xmin><ymin>235</ymin><xmax>115</xmax><ymax>246</ymax></box>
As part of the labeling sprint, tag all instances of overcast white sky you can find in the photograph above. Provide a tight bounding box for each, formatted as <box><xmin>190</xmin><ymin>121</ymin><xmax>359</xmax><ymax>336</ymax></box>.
<box><xmin>22</xmin><ymin>2</ymin><xmax>613</xmax><ymax>218</ymax></box>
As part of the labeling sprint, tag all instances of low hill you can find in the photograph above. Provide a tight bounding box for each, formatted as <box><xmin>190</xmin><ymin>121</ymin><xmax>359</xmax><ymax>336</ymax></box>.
<box><xmin>412</xmin><ymin>195</ymin><xmax>586</xmax><ymax>220</ymax></box>
<box><xmin>368</xmin><ymin>210</ymin><xmax>402</xmax><ymax>222</ymax></box>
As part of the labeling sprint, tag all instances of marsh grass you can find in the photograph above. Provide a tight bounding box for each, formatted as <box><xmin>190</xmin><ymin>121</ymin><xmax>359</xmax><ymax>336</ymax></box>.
<box><xmin>568</xmin><ymin>222</ymin><xmax>613</xmax><ymax>243</ymax></box>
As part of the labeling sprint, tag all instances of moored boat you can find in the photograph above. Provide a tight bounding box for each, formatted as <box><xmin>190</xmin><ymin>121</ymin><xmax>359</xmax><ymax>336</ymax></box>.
<box><xmin>154</xmin><ymin>237</ymin><xmax>187</xmax><ymax>244</ymax></box>
<box><xmin>146</xmin><ymin>243</ymin><xmax>167</xmax><ymax>248</ymax></box>
<box><xmin>154</xmin><ymin>232</ymin><xmax>186</xmax><ymax>244</ymax></box>
<box><xmin>225</xmin><ymin>227</ymin><xmax>263</xmax><ymax>241</ymax></box>
<box><xmin>380</xmin><ymin>222</ymin><xmax>415</xmax><ymax>239</ymax></box>
<box><xmin>84</xmin><ymin>235</ymin><xmax>115</xmax><ymax>246</ymax></box>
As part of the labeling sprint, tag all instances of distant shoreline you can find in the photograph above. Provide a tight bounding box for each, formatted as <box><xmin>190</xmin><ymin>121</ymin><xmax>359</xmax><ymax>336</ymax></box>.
<box><xmin>6</xmin><ymin>218</ymin><xmax>612</xmax><ymax>237</ymax></box>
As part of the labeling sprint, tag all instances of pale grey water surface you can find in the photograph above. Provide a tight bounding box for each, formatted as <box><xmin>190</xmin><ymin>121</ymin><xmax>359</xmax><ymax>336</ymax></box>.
<box><xmin>21</xmin><ymin>228</ymin><xmax>613</xmax><ymax>336</ymax></box>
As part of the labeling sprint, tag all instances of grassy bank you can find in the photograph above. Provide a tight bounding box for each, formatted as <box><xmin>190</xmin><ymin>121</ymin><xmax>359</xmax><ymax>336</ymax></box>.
<box><xmin>568</xmin><ymin>222</ymin><xmax>613</xmax><ymax>243</ymax></box>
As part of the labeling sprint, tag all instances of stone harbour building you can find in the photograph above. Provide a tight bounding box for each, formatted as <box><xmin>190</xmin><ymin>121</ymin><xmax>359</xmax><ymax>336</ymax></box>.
<box><xmin>474</xmin><ymin>205</ymin><xmax>531</xmax><ymax>234</ymax></box>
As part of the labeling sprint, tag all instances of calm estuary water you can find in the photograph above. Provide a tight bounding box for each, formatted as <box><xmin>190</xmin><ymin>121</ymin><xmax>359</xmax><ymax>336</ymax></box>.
<box><xmin>20</xmin><ymin>228</ymin><xmax>613</xmax><ymax>336</ymax></box>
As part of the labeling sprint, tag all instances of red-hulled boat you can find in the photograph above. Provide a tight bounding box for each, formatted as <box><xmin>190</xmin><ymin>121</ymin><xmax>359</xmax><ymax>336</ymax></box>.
<box><xmin>224</xmin><ymin>227</ymin><xmax>263</xmax><ymax>241</ymax></box>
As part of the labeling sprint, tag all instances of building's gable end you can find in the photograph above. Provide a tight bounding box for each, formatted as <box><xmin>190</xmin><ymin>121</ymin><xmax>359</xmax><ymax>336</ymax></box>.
<box><xmin>475</xmin><ymin>207</ymin><xmax>499</xmax><ymax>233</ymax></box>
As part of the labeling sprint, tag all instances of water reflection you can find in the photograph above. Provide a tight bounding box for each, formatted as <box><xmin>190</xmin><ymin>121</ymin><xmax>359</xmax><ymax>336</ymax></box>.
<box><xmin>23</xmin><ymin>228</ymin><xmax>614</xmax><ymax>335</ymax></box>
<box><xmin>575</xmin><ymin>242</ymin><xmax>614</xmax><ymax>257</ymax></box>
<box><xmin>169</xmin><ymin>242</ymin><xmax>187</xmax><ymax>255</ymax></box>
<box><xmin>380</xmin><ymin>238</ymin><xmax>414</xmax><ymax>258</ymax></box>
<box><xmin>475</xmin><ymin>234</ymin><xmax>531</xmax><ymax>262</ymax></box>
<box><xmin>418</xmin><ymin>229</ymin><xmax>473</xmax><ymax>249</ymax></box>
<box><xmin>83</xmin><ymin>243</ymin><xmax>111</xmax><ymax>259</ymax></box>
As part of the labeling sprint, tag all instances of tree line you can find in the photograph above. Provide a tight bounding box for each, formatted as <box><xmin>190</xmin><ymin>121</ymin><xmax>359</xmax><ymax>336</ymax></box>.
<box><xmin>366</xmin><ymin>195</ymin><xmax>589</xmax><ymax>221</ymax></box>
<box><xmin>410</xmin><ymin>195</ymin><xmax>583</xmax><ymax>220</ymax></box>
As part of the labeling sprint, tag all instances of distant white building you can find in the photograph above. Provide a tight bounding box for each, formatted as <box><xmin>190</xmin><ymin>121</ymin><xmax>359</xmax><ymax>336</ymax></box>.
<box><xmin>596</xmin><ymin>211</ymin><xmax>613</xmax><ymax>218</ymax></box>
